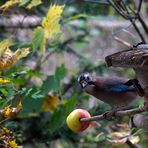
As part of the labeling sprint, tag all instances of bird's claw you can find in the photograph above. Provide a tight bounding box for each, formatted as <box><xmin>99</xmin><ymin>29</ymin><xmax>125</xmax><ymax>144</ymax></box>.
<box><xmin>139</xmin><ymin>104</ymin><xmax>148</xmax><ymax>111</ymax></box>
<box><xmin>103</xmin><ymin>111</ymin><xmax>116</xmax><ymax>120</ymax></box>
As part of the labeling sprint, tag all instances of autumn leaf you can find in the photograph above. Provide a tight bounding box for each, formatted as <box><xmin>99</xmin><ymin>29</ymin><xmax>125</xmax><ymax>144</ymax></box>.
<box><xmin>1</xmin><ymin>102</ymin><xmax>22</xmax><ymax>119</ymax></box>
<box><xmin>0</xmin><ymin>78</ymin><xmax>10</xmax><ymax>84</ymax></box>
<box><xmin>0</xmin><ymin>39</ymin><xmax>13</xmax><ymax>57</ymax></box>
<box><xmin>41</xmin><ymin>94</ymin><xmax>60</xmax><ymax>112</ymax></box>
<box><xmin>0</xmin><ymin>0</ymin><xmax>20</xmax><ymax>9</ymax></box>
<box><xmin>26</xmin><ymin>0</ymin><xmax>42</xmax><ymax>9</ymax></box>
<box><xmin>41</xmin><ymin>4</ymin><xmax>65</xmax><ymax>39</ymax></box>
<box><xmin>6</xmin><ymin>139</ymin><xmax>19</xmax><ymax>148</ymax></box>
<box><xmin>0</xmin><ymin>47</ymin><xmax>30</xmax><ymax>71</ymax></box>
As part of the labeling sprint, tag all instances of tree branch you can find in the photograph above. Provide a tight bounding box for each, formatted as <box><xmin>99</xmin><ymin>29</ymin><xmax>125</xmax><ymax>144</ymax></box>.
<box><xmin>80</xmin><ymin>105</ymin><xmax>148</xmax><ymax>122</ymax></box>
<box><xmin>114</xmin><ymin>36</ymin><xmax>133</xmax><ymax>48</ymax></box>
<box><xmin>137</xmin><ymin>13</ymin><xmax>148</xmax><ymax>35</ymax></box>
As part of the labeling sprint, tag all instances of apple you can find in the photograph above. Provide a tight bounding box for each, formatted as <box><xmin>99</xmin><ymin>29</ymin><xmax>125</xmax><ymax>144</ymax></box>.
<box><xmin>66</xmin><ymin>109</ymin><xmax>91</xmax><ymax>132</ymax></box>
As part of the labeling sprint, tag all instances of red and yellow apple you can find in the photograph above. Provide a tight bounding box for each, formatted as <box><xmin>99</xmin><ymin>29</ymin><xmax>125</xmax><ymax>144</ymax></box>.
<box><xmin>66</xmin><ymin>109</ymin><xmax>91</xmax><ymax>132</ymax></box>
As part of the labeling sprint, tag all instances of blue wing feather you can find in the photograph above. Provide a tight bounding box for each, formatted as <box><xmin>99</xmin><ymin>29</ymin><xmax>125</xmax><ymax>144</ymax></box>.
<box><xmin>110</xmin><ymin>85</ymin><xmax>129</xmax><ymax>92</ymax></box>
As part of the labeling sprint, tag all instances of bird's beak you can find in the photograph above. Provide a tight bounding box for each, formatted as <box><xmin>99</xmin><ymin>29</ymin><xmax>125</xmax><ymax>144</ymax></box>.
<box><xmin>80</xmin><ymin>80</ymin><xmax>88</xmax><ymax>88</ymax></box>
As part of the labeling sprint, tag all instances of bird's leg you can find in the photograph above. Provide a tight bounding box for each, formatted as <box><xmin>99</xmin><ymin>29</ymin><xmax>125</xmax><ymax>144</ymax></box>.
<box><xmin>132</xmin><ymin>79</ymin><xmax>145</xmax><ymax>96</ymax></box>
<box><xmin>103</xmin><ymin>106</ymin><xmax>127</xmax><ymax>120</ymax></box>
<box><xmin>103</xmin><ymin>111</ymin><xmax>115</xmax><ymax>120</ymax></box>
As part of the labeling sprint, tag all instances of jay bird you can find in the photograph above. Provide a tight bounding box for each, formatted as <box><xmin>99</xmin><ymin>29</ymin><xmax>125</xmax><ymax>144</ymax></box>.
<box><xmin>78</xmin><ymin>72</ymin><xmax>144</xmax><ymax>110</ymax></box>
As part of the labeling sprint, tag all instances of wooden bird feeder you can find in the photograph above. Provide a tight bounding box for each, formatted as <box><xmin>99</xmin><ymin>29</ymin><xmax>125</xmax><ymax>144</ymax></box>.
<box><xmin>105</xmin><ymin>45</ymin><xmax>148</xmax><ymax>69</ymax></box>
<box><xmin>105</xmin><ymin>44</ymin><xmax>148</xmax><ymax>104</ymax></box>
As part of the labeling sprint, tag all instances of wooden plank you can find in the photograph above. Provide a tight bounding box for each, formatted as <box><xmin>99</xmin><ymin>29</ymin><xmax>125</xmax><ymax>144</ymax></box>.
<box><xmin>105</xmin><ymin>46</ymin><xmax>148</xmax><ymax>69</ymax></box>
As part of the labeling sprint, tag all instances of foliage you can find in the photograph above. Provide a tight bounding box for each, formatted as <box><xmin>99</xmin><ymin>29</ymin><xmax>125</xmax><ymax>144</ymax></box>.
<box><xmin>0</xmin><ymin>0</ymin><xmax>147</xmax><ymax>148</ymax></box>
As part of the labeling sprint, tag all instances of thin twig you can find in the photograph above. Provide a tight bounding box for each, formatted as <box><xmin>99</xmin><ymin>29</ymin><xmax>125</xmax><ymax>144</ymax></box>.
<box><xmin>107</xmin><ymin>0</ymin><xmax>146</xmax><ymax>43</ymax></box>
<box><xmin>128</xmin><ymin>6</ymin><xmax>148</xmax><ymax>35</ymax></box>
<box><xmin>82</xmin><ymin>0</ymin><xmax>109</xmax><ymax>5</ymax></box>
<box><xmin>107</xmin><ymin>0</ymin><xmax>136</xmax><ymax>19</ymax></box>
<box><xmin>0</xmin><ymin>118</ymin><xmax>9</xmax><ymax>125</ymax></box>
<box><xmin>114</xmin><ymin>36</ymin><xmax>133</xmax><ymax>48</ymax></box>
<box><xmin>80</xmin><ymin>105</ymin><xmax>148</xmax><ymax>122</ymax></box>
<box><xmin>107</xmin><ymin>0</ymin><xmax>127</xmax><ymax>19</ymax></box>
<box><xmin>129</xmin><ymin>19</ymin><xmax>146</xmax><ymax>43</ymax></box>
<box><xmin>40</xmin><ymin>51</ymin><xmax>54</xmax><ymax>65</ymax></box>
<box><xmin>137</xmin><ymin>13</ymin><xmax>148</xmax><ymax>35</ymax></box>
<box><xmin>137</xmin><ymin>0</ymin><xmax>143</xmax><ymax>13</ymax></box>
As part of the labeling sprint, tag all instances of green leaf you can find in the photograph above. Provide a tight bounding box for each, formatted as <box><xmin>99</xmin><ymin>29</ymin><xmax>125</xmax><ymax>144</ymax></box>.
<box><xmin>66</xmin><ymin>14</ymin><xmax>88</xmax><ymax>22</ymax></box>
<box><xmin>55</xmin><ymin>64</ymin><xmax>67</xmax><ymax>81</ymax></box>
<box><xmin>41</xmin><ymin>64</ymin><xmax>67</xmax><ymax>94</ymax></box>
<box><xmin>0</xmin><ymin>99</ymin><xmax>11</xmax><ymax>109</ymax></box>
<box><xmin>6</xmin><ymin>87</ymin><xmax>15</xmax><ymax>100</ymax></box>
<box><xmin>48</xmin><ymin>98</ymin><xmax>77</xmax><ymax>135</ymax></box>
<box><xmin>27</xmin><ymin>0</ymin><xmax>42</xmax><ymax>9</ymax></box>
<box><xmin>4</xmin><ymin>66</ymin><xmax>25</xmax><ymax>76</ymax></box>
<box><xmin>74</xmin><ymin>42</ymin><xmax>87</xmax><ymax>49</ymax></box>
<box><xmin>12</xmin><ymin>78</ymin><xmax>26</xmax><ymax>85</ymax></box>
<box><xmin>27</xmin><ymin>69</ymin><xmax>43</xmax><ymax>77</ymax></box>
<box><xmin>0</xmin><ymin>85</ymin><xmax>15</xmax><ymax>99</ymax></box>
<box><xmin>41</xmin><ymin>75</ymin><xmax>59</xmax><ymax>94</ymax></box>
<box><xmin>20</xmin><ymin>0</ymin><xmax>42</xmax><ymax>8</ymax></box>
<box><xmin>0</xmin><ymin>88</ymin><xmax>8</xmax><ymax>96</ymax></box>
<box><xmin>32</xmin><ymin>27</ymin><xmax>45</xmax><ymax>55</ymax></box>
<box><xmin>20</xmin><ymin>87</ymin><xmax>44</xmax><ymax>116</ymax></box>
<box><xmin>19</xmin><ymin>0</ymin><xmax>30</xmax><ymax>6</ymax></box>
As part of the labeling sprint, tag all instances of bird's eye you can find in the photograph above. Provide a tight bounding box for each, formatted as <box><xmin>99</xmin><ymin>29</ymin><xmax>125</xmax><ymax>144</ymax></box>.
<box><xmin>84</xmin><ymin>74</ymin><xmax>90</xmax><ymax>81</ymax></box>
<box><xmin>86</xmin><ymin>76</ymin><xmax>90</xmax><ymax>81</ymax></box>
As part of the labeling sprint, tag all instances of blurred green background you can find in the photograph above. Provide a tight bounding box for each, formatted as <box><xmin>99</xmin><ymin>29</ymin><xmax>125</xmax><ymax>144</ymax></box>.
<box><xmin>0</xmin><ymin>0</ymin><xmax>147</xmax><ymax>147</ymax></box>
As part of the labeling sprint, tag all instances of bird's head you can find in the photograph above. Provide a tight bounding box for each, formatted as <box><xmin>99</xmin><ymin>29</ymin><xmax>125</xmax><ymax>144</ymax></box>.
<box><xmin>78</xmin><ymin>72</ymin><xmax>93</xmax><ymax>89</ymax></box>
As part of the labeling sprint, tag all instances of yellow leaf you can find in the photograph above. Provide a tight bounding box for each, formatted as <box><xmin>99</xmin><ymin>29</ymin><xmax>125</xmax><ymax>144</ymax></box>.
<box><xmin>41</xmin><ymin>4</ymin><xmax>65</xmax><ymax>39</ymax></box>
<box><xmin>0</xmin><ymin>39</ymin><xmax>13</xmax><ymax>57</ymax></box>
<box><xmin>0</xmin><ymin>0</ymin><xmax>20</xmax><ymax>9</ymax></box>
<box><xmin>2</xmin><ymin>102</ymin><xmax>22</xmax><ymax>119</ymax></box>
<box><xmin>2</xmin><ymin>106</ymin><xmax>16</xmax><ymax>118</ymax></box>
<box><xmin>1</xmin><ymin>127</ymin><xmax>12</xmax><ymax>136</ymax></box>
<box><xmin>13</xmin><ymin>48</ymin><xmax>30</xmax><ymax>62</ymax></box>
<box><xmin>6</xmin><ymin>139</ymin><xmax>19</xmax><ymax>148</ymax></box>
<box><xmin>0</xmin><ymin>78</ymin><xmax>10</xmax><ymax>84</ymax></box>
<box><xmin>16</xmin><ymin>101</ymin><xmax>23</xmax><ymax>111</ymax></box>
<box><xmin>41</xmin><ymin>94</ymin><xmax>60</xmax><ymax>112</ymax></box>
<box><xmin>0</xmin><ymin>48</ymin><xmax>30</xmax><ymax>71</ymax></box>
<box><xmin>0</xmin><ymin>48</ymin><xmax>14</xmax><ymax>70</ymax></box>
<box><xmin>0</xmin><ymin>39</ymin><xmax>13</xmax><ymax>51</ymax></box>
